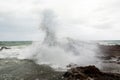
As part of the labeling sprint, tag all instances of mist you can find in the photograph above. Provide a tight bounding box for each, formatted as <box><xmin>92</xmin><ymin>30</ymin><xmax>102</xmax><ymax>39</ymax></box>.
<box><xmin>17</xmin><ymin>9</ymin><xmax>100</xmax><ymax>69</ymax></box>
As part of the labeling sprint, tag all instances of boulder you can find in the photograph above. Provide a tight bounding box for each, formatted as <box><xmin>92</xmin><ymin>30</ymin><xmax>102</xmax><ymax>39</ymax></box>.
<box><xmin>0</xmin><ymin>46</ymin><xmax>11</xmax><ymax>51</ymax></box>
<box><xmin>63</xmin><ymin>65</ymin><xmax>120</xmax><ymax>80</ymax></box>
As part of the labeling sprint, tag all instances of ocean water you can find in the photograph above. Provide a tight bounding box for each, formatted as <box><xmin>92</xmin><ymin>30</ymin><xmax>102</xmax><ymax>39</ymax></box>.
<box><xmin>0</xmin><ymin>41</ymin><xmax>32</xmax><ymax>59</ymax></box>
<box><xmin>0</xmin><ymin>40</ymin><xmax>99</xmax><ymax>68</ymax></box>
<box><xmin>0</xmin><ymin>40</ymin><xmax>119</xmax><ymax>47</ymax></box>
<box><xmin>0</xmin><ymin>41</ymin><xmax>96</xmax><ymax>68</ymax></box>
<box><xmin>0</xmin><ymin>40</ymin><xmax>120</xmax><ymax>80</ymax></box>
<box><xmin>98</xmin><ymin>40</ymin><xmax>120</xmax><ymax>45</ymax></box>
<box><xmin>0</xmin><ymin>41</ymin><xmax>32</xmax><ymax>46</ymax></box>
<box><xmin>0</xmin><ymin>40</ymin><xmax>119</xmax><ymax>66</ymax></box>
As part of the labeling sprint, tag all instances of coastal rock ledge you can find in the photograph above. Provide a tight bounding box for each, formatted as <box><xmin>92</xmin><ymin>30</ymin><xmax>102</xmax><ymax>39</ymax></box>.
<box><xmin>63</xmin><ymin>65</ymin><xmax>120</xmax><ymax>80</ymax></box>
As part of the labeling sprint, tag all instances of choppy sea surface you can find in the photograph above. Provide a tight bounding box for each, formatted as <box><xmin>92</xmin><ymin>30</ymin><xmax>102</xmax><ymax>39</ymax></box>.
<box><xmin>98</xmin><ymin>40</ymin><xmax>120</xmax><ymax>45</ymax></box>
<box><xmin>0</xmin><ymin>41</ymin><xmax>32</xmax><ymax>46</ymax></box>
<box><xmin>0</xmin><ymin>41</ymin><xmax>63</xmax><ymax>80</ymax></box>
<box><xmin>0</xmin><ymin>41</ymin><xmax>32</xmax><ymax>58</ymax></box>
<box><xmin>0</xmin><ymin>41</ymin><xmax>119</xmax><ymax>80</ymax></box>
<box><xmin>0</xmin><ymin>40</ymin><xmax>120</xmax><ymax>46</ymax></box>
<box><xmin>0</xmin><ymin>40</ymin><xmax>119</xmax><ymax>59</ymax></box>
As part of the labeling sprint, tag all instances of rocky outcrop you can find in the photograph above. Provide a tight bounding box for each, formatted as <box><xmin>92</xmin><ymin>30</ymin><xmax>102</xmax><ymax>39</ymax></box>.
<box><xmin>0</xmin><ymin>59</ymin><xmax>120</xmax><ymax>80</ymax></box>
<box><xmin>63</xmin><ymin>65</ymin><xmax>120</xmax><ymax>80</ymax></box>
<box><xmin>0</xmin><ymin>59</ymin><xmax>63</xmax><ymax>80</ymax></box>
<box><xmin>0</xmin><ymin>46</ymin><xmax>11</xmax><ymax>51</ymax></box>
<box><xmin>99</xmin><ymin>45</ymin><xmax>120</xmax><ymax>56</ymax></box>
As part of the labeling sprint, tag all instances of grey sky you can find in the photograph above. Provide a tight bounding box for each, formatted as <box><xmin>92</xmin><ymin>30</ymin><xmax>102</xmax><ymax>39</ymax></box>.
<box><xmin>0</xmin><ymin>0</ymin><xmax>120</xmax><ymax>40</ymax></box>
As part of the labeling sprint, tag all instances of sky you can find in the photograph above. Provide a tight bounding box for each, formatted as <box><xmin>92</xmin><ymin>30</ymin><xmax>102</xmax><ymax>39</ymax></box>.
<box><xmin>0</xmin><ymin>0</ymin><xmax>120</xmax><ymax>41</ymax></box>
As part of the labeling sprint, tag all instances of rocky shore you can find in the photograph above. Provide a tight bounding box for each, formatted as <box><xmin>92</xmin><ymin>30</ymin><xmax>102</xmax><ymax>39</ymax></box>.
<box><xmin>0</xmin><ymin>58</ymin><xmax>120</xmax><ymax>80</ymax></box>
<box><xmin>0</xmin><ymin>59</ymin><xmax>63</xmax><ymax>80</ymax></box>
<box><xmin>98</xmin><ymin>45</ymin><xmax>120</xmax><ymax>57</ymax></box>
<box><xmin>97</xmin><ymin>44</ymin><xmax>120</xmax><ymax>73</ymax></box>
<box><xmin>0</xmin><ymin>44</ymin><xmax>120</xmax><ymax>80</ymax></box>
<box><xmin>63</xmin><ymin>65</ymin><xmax>120</xmax><ymax>80</ymax></box>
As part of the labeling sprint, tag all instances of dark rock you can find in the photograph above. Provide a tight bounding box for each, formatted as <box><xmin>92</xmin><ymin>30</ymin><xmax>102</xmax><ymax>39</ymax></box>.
<box><xmin>0</xmin><ymin>46</ymin><xmax>11</xmax><ymax>51</ymax></box>
<box><xmin>63</xmin><ymin>65</ymin><xmax>120</xmax><ymax>80</ymax></box>
<box><xmin>98</xmin><ymin>45</ymin><xmax>120</xmax><ymax>57</ymax></box>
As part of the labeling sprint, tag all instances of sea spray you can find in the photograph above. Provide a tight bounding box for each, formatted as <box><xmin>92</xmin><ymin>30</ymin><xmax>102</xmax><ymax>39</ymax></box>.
<box><xmin>18</xmin><ymin>10</ymin><xmax>100</xmax><ymax>68</ymax></box>
<box><xmin>41</xmin><ymin>10</ymin><xmax>57</xmax><ymax>46</ymax></box>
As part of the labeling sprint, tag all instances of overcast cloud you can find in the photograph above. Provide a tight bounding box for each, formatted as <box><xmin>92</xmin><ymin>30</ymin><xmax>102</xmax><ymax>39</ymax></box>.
<box><xmin>0</xmin><ymin>0</ymin><xmax>120</xmax><ymax>40</ymax></box>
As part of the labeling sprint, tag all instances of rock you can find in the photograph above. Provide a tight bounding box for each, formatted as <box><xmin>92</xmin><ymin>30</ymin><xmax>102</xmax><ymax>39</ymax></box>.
<box><xmin>0</xmin><ymin>58</ymin><xmax>63</xmax><ymax>80</ymax></box>
<box><xmin>98</xmin><ymin>45</ymin><xmax>120</xmax><ymax>57</ymax></box>
<box><xmin>63</xmin><ymin>65</ymin><xmax>120</xmax><ymax>80</ymax></box>
<box><xmin>0</xmin><ymin>46</ymin><xmax>11</xmax><ymax>51</ymax></box>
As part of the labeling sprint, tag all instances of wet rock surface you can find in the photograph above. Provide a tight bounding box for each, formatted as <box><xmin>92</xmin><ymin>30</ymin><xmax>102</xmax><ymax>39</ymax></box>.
<box><xmin>0</xmin><ymin>59</ymin><xmax>120</xmax><ymax>80</ymax></box>
<box><xmin>98</xmin><ymin>45</ymin><xmax>120</xmax><ymax>57</ymax></box>
<box><xmin>0</xmin><ymin>46</ymin><xmax>11</xmax><ymax>51</ymax></box>
<box><xmin>0</xmin><ymin>45</ymin><xmax>120</xmax><ymax>80</ymax></box>
<box><xmin>0</xmin><ymin>59</ymin><xmax>63</xmax><ymax>80</ymax></box>
<box><xmin>63</xmin><ymin>65</ymin><xmax>120</xmax><ymax>80</ymax></box>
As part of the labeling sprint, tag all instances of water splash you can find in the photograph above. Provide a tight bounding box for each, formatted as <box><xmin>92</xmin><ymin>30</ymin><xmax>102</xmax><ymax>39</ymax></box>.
<box><xmin>18</xmin><ymin>10</ymin><xmax>100</xmax><ymax>68</ymax></box>
<box><xmin>41</xmin><ymin>10</ymin><xmax>57</xmax><ymax>46</ymax></box>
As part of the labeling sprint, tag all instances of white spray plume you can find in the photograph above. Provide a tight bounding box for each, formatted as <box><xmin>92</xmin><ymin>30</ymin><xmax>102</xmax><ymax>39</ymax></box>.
<box><xmin>18</xmin><ymin>9</ymin><xmax>100</xmax><ymax>68</ymax></box>
<box><xmin>41</xmin><ymin>10</ymin><xmax>57</xmax><ymax>46</ymax></box>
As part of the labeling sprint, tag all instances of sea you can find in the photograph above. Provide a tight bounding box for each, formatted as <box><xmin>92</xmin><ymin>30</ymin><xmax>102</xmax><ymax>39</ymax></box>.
<box><xmin>0</xmin><ymin>40</ymin><xmax>119</xmax><ymax>80</ymax></box>
<box><xmin>0</xmin><ymin>41</ymin><xmax>32</xmax><ymax>59</ymax></box>
<box><xmin>0</xmin><ymin>40</ymin><xmax>120</xmax><ymax>46</ymax></box>
<box><xmin>0</xmin><ymin>41</ymin><xmax>32</xmax><ymax>46</ymax></box>
<box><xmin>0</xmin><ymin>39</ymin><xmax>120</xmax><ymax>63</ymax></box>
<box><xmin>0</xmin><ymin>40</ymin><xmax>119</xmax><ymax>62</ymax></box>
